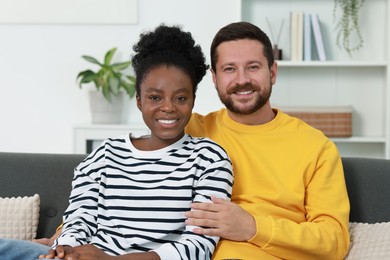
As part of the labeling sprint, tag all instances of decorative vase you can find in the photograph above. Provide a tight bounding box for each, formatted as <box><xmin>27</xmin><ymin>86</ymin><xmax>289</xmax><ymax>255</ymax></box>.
<box><xmin>89</xmin><ymin>91</ymin><xmax>124</xmax><ymax>124</ymax></box>
<box><xmin>273</xmin><ymin>44</ymin><xmax>283</xmax><ymax>60</ymax></box>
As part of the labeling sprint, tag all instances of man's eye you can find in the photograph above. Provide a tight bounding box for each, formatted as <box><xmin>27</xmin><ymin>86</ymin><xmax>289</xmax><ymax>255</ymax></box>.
<box><xmin>248</xmin><ymin>65</ymin><xmax>260</xmax><ymax>70</ymax></box>
<box><xmin>223</xmin><ymin>67</ymin><xmax>235</xmax><ymax>72</ymax></box>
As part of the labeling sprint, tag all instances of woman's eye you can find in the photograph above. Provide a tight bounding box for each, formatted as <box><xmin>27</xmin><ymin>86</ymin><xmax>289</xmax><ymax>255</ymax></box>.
<box><xmin>148</xmin><ymin>96</ymin><xmax>160</xmax><ymax>101</ymax></box>
<box><xmin>175</xmin><ymin>96</ymin><xmax>187</xmax><ymax>103</ymax></box>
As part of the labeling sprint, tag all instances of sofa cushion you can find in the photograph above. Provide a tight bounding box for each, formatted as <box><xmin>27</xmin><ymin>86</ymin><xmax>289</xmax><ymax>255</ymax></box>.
<box><xmin>345</xmin><ymin>222</ymin><xmax>390</xmax><ymax>259</ymax></box>
<box><xmin>0</xmin><ymin>194</ymin><xmax>40</xmax><ymax>240</ymax></box>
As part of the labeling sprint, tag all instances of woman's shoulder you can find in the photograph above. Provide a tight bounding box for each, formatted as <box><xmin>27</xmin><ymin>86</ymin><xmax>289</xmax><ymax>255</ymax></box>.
<box><xmin>186</xmin><ymin>135</ymin><xmax>230</xmax><ymax>160</ymax></box>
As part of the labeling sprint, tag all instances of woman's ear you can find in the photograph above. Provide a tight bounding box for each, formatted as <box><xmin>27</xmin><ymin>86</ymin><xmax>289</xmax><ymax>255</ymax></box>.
<box><xmin>192</xmin><ymin>94</ymin><xmax>196</xmax><ymax>109</ymax></box>
<box><xmin>136</xmin><ymin>95</ymin><xmax>142</xmax><ymax>111</ymax></box>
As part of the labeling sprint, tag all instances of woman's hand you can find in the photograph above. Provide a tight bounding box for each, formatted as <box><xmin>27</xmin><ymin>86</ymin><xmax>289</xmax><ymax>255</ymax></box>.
<box><xmin>33</xmin><ymin>228</ymin><xmax>62</xmax><ymax>246</ymax></box>
<box><xmin>39</xmin><ymin>244</ymin><xmax>113</xmax><ymax>260</ymax></box>
<box><xmin>39</xmin><ymin>245</ymin><xmax>71</xmax><ymax>259</ymax></box>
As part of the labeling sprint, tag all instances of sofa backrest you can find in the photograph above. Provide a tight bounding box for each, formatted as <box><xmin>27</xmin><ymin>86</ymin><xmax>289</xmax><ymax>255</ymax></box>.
<box><xmin>0</xmin><ymin>152</ymin><xmax>86</xmax><ymax>238</ymax></box>
<box><xmin>1</xmin><ymin>152</ymin><xmax>389</xmax><ymax>239</ymax></box>
<box><xmin>342</xmin><ymin>157</ymin><xmax>390</xmax><ymax>223</ymax></box>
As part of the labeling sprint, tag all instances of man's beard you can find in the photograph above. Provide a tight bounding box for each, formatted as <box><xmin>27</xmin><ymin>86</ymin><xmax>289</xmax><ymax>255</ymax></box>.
<box><xmin>217</xmin><ymin>81</ymin><xmax>272</xmax><ymax>115</ymax></box>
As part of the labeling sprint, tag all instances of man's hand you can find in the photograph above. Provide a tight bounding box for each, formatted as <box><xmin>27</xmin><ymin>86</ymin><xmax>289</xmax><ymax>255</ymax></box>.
<box><xmin>185</xmin><ymin>196</ymin><xmax>256</xmax><ymax>241</ymax></box>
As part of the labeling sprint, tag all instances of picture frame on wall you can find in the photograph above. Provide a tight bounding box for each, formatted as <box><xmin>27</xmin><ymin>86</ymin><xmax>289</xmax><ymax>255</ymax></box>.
<box><xmin>0</xmin><ymin>0</ymin><xmax>138</xmax><ymax>24</ymax></box>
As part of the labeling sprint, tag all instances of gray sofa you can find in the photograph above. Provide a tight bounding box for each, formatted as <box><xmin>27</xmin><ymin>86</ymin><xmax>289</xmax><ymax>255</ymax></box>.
<box><xmin>0</xmin><ymin>152</ymin><xmax>389</xmax><ymax>254</ymax></box>
<box><xmin>0</xmin><ymin>152</ymin><xmax>86</xmax><ymax>238</ymax></box>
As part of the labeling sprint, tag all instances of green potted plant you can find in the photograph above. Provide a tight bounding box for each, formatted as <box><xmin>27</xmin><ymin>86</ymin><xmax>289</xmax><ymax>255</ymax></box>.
<box><xmin>77</xmin><ymin>47</ymin><xmax>136</xmax><ymax>101</ymax></box>
<box><xmin>76</xmin><ymin>47</ymin><xmax>136</xmax><ymax>124</ymax></box>
<box><xmin>333</xmin><ymin>0</ymin><xmax>365</xmax><ymax>55</ymax></box>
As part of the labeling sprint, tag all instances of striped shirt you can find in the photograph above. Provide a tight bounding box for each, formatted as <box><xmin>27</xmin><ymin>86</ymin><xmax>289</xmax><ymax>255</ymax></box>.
<box><xmin>54</xmin><ymin>133</ymin><xmax>233</xmax><ymax>260</ymax></box>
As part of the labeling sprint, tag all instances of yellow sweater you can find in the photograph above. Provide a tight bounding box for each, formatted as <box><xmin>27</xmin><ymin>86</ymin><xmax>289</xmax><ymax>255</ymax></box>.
<box><xmin>186</xmin><ymin>108</ymin><xmax>350</xmax><ymax>260</ymax></box>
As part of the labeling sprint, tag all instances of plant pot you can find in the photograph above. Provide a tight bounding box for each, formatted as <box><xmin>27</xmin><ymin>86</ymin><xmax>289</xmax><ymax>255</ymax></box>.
<box><xmin>89</xmin><ymin>91</ymin><xmax>124</xmax><ymax>124</ymax></box>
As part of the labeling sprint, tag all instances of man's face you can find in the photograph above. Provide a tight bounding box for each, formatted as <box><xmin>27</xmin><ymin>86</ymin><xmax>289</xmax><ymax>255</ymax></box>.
<box><xmin>211</xmin><ymin>39</ymin><xmax>277</xmax><ymax>115</ymax></box>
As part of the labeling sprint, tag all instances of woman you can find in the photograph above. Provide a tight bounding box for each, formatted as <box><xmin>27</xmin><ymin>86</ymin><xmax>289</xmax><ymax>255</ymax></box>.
<box><xmin>39</xmin><ymin>24</ymin><xmax>233</xmax><ymax>260</ymax></box>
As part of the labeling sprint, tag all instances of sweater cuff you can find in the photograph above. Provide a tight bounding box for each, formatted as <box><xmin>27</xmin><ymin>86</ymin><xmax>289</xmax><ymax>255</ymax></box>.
<box><xmin>152</xmin><ymin>244</ymin><xmax>181</xmax><ymax>260</ymax></box>
<box><xmin>248</xmin><ymin>215</ymin><xmax>272</xmax><ymax>247</ymax></box>
<box><xmin>53</xmin><ymin>236</ymin><xmax>79</xmax><ymax>249</ymax></box>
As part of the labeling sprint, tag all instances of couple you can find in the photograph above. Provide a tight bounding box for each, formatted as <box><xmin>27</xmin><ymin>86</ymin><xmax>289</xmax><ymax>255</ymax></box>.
<box><xmin>1</xmin><ymin>21</ymin><xmax>350</xmax><ymax>260</ymax></box>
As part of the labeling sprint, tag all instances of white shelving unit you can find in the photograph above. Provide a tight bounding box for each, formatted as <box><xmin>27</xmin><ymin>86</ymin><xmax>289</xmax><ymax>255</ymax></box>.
<box><xmin>240</xmin><ymin>0</ymin><xmax>389</xmax><ymax>159</ymax></box>
<box><xmin>72</xmin><ymin>0</ymin><xmax>389</xmax><ymax>159</ymax></box>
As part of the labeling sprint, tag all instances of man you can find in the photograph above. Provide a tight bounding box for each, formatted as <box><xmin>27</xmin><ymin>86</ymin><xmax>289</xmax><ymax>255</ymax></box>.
<box><xmin>184</xmin><ymin>21</ymin><xmax>350</xmax><ymax>259</ymax></box>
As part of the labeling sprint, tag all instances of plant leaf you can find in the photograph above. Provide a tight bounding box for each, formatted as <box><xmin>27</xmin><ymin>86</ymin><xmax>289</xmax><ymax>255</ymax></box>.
<box><xmin>102</xmin><ymin>83</ymin><xmax>111</xmax><ymax>102</ymax></box>
<box><xmin>93</xmin><ymin>79</ymin><xmax>101</xmax><ymax>90</ymax></box>
<box><xmin>126</xmin><ymin>75</ymin><xmax>136</xmax><ymax>84</ymax></box>
<box><xmin>104</xmin><ymin>47</ymin><xmax>117</xmax><ymax>66</ymax></box>
<box><xmin>109</xmin><ymin>76</ymin><xmax>120</xmax><ymax>95</ymax></box>
<box><xmin>82</xmin><ymin>55</ymin><xmax>102</xmax><ymax>66</ymax></box>
<box><xmin>121</xmin><ymin>80</ymin><xmax>136</xmax><ymax>98</ymax></box>
<box><xmin>76</xmin><ymin>70</ymin><xmax>97</xmax><ymax>88</ymax></box>
<box><xmin>112</xmin><ymin>61</ymin><xmax>132</xmax><ymax>71</ymax></box>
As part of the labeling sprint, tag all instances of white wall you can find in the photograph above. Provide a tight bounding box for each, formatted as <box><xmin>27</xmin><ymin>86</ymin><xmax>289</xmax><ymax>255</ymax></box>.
<box><xmin>0</xmin><ymin>0</ymin><xmax>241</xmax><ymax>154</ymax></box>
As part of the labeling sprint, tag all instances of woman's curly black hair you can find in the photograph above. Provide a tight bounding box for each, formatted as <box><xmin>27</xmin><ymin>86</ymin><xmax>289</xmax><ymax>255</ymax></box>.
<box><xmin>131</xmin><ymin>24</ymin><xmax>209</xmax><ymax>96</ymax></box>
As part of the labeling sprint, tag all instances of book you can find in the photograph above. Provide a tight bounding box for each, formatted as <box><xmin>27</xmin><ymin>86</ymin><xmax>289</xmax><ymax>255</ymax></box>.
<box><xmin>290</xmin><ymin>12</ymin><xmax>304</xmax><ymax>61</ymax></box>
<box><xmin>303</xmin><ymin>13</ymin><xmax>312</xmax><ymax>61</ymax></box>
<box><xmin>311</xmin><ymin>14</ymin><xmax>327</xmax><ymax>61</ymax></box>
<box><xmin>290</xmin><ymin>12</ymin><xmax>298</xmax><ymax>61</ymax></box>
<box><xmin>297</xmin><ymin>12</ymin><xmax>304</xmax><ymax>61</ymax></box>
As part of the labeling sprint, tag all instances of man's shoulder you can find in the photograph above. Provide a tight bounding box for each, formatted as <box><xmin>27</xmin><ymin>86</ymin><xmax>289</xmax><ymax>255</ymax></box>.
<box><xmin>186</xmin><ymin>109</ymin><xmax>225</xmax><ymax>137</ymax></box>
<box><xmin>275</xmin><ymin>109</ymin><xmax>329</xmax><ymax>140</ymax></box>
<box><xmin>190</xmin><ymin>109</ymin><xmax>224</xmax><ymax>122</ymax></box>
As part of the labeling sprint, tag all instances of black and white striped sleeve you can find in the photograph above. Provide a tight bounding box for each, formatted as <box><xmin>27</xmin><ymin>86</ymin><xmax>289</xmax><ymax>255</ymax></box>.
<box><xmin>153</xmin><ymin>139</ymin><xmax>233</xmax><ymax>260</ymax></box>
<box><xmin>53</xmin><ymin>145</ymin><xmax>105</xmax><ymax>248</ymax></box>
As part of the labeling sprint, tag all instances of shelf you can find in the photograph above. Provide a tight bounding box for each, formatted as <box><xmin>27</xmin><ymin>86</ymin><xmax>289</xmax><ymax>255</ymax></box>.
<box><xmin>277</xmin><ymin>61</ymin><xmax>388</xmax><ymax>67</ymax></box>
<box><xmin>331</xmin><ymin>137</ymin><xmax>387</xmax><ymax>144</ymax></box>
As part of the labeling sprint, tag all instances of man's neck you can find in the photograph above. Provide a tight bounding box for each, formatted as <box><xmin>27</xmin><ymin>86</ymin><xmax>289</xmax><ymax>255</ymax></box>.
<box><xmin>227</xmin><ymin>104</ymin><xmax>276</xmax><ymax>126</ymax></box>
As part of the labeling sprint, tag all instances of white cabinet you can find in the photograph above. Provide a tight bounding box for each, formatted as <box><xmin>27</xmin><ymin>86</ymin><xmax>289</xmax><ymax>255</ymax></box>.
<box><xmin>73</xmin><ymin>124</ymin><xmax>150</xmax><ymax>154</ymax></box>
<box><xmin>240</xmin><ymin>0</ymin><xmax>390</xmax><ymax>159</ymax></box>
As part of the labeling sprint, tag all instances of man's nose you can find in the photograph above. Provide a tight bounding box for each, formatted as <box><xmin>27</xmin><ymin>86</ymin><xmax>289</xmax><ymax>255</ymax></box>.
<box><xmin>236</xmin><ymin>69</ymin><xmax>250</xmax><ymax>85</ymax></box>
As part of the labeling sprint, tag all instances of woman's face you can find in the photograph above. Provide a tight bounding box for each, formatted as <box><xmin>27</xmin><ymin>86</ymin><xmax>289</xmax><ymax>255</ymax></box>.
<box><xmin>136</xmin><ymin>65</ymin><xmax>194</xmax><ymax>149</ymax></box>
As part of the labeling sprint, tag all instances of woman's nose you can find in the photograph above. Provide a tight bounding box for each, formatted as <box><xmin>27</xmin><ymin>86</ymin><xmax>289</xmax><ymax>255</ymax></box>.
<box><xmin>160</xmin><ymin>99</ymin><xmax>174</xmax><ymax>112</ymax></box>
